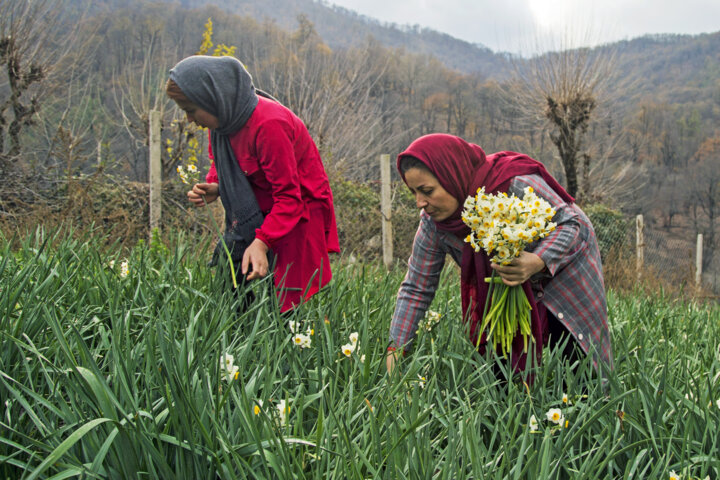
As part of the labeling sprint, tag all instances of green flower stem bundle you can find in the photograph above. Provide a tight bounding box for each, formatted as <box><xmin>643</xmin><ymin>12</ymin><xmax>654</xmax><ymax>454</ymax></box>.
<box><xmin>462</xmin><ymin>186</ymin><xmax>557</xmax><ymax>357</ymax></box>
<box><xmin>480</xmin><ymin>272</ymin><xmax>532</xmax><ymax>355</ymax></box>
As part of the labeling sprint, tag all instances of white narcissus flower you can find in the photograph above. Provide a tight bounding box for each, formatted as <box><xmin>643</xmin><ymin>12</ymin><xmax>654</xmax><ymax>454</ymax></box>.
<box><xmin>716</xmin><ymin>399</ymin><xmax>720</xmax><ymax>409</ymax></box>
<box><xmin>177</xmin><ymin>165</ymin><xmax>190</xmax><ymax>185</ymax></box>
<box><xmin>277</xmin><ymin>399</ymin><xmax>289</xmax><ymax>426</ymax></box>
<box><xmin>292</xmin><ymin>333</ymin><xmax>311</xmax><ymax>349</ymax></box>
<box><xmin>360</xmin><ymin>354</ymin><xmax>366</xmax><ymax>363</ymax></box>
<box><xmin>545</xmin><ymin>408</ymin><xmax>564</xmax><ymax>425</ymax></box>
<box><xmin>341</xmin><ymin>343</ymin><xmax>355</xmax><ymax>357</ymax></box>
<box><xmin>349</xmin><ymin>332</ymin><xmax>359</xmax><ymax>345</ymax></box>
<box><xmin>221</xmin><ymin>354</ymin><xmax>234</xmax><ymax>368</ymax></box>
<box><xmin>562</xmin><ymin>393</ymin><xmax>569</xmax><ymax>404</ymax></box>
<box><xmin>288</xmin><ymin>320</ymin><xmax>299</xmax><ymax>333</ymax></box>
<box><xmin>421</xmin><ymin>310</ymin><xmax>442</xmax><ymax>332</ymax></box>
<box><xmin>120</xmin><ymin>260</ymin><xmax>129</xmax><ymax>278</ymax></box>
<box><xmin>220</xmin><ymin>354</ymin><xmax>239</xmax><ymax>383</ymax></box>
<box><xmin>529</xmin><ymin>414</ymin><xmax>539</xmax><ymax>432</ymax></box>
<box><xmin>668</xmin><ymin>470</ymin><xmax>680</xmax><ymax>480</ymax></box>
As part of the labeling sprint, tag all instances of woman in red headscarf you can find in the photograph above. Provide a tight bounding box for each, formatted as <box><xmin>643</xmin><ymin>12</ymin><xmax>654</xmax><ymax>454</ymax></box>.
<box><xmin>386</xmin><ymin>134</ymin><xmax>612</xmax><ymax>377</ymax></box>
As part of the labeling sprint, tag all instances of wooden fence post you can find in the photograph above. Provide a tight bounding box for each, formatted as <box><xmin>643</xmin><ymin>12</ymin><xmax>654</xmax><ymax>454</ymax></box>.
<box><xmin>696</xmin><ymin>233</ymin><xmax>703</xmax><ymax>291</ymax></box>
<box><xmin>149</xmin><ymin>110</ymin><xmax>162</xmax><ymax>234</ymax></box>
<box><xmin>635</xmin><ymin>214</ymin><xmax>644</xmax><ymax>282</ymax></box>
<box><xmin>380</xmin><ymin>154</ymin><xmax>393</xmax><ymax>270</ymax></box>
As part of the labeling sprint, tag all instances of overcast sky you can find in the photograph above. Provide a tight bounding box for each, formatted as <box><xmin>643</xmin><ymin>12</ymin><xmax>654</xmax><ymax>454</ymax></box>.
<box><xmin>327</xmin><ymin>0</ymin><xmax>720</xmax><ymax>54</ymax></box>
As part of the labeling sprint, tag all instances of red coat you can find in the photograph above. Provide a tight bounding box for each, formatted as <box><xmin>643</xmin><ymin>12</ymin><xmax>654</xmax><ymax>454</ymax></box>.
<box><xmin>207</xmin><ymin>96</ymin><xmax>339</xmax><ymax>311</ymax></box>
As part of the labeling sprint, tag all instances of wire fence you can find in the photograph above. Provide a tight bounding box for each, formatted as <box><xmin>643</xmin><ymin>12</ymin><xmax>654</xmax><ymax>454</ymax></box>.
<box><xmin>344</xmin><ymin>177</ymin><xmax>720</xmax><ymax>301</ymax></box>
<box><xmin>14</xmin><ymin>143</ymin><xmax>717</xmax><ymax>303</ymax></box>
<box><xmin>139</xmin><ymin>118</ymin><xmax>719</xmax><ymax>301</ymax></box>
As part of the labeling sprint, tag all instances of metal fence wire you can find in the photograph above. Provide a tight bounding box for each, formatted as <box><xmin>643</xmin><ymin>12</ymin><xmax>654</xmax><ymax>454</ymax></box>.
<box><xmin>368</xmin><ymin>198</ymin><xmax>720</xmax><ymax>300</ymax></box>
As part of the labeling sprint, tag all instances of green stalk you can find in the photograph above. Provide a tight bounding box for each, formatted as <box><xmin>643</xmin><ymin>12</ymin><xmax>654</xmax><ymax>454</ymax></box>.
<box><xmin>477</xmin><ymin>269</ymin><xmax>498</xmax><ymax>348</ymax></box>
<box><xmin>201</xmin><ymin>195</ymin><xmax>238</xmax><ymax>289</ymax></box>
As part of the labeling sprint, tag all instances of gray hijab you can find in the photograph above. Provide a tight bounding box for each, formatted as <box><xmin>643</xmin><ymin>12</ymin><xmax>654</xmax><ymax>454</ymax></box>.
<box><xmin>170</xmin><ymin>55</ymin><xmax>265</xmax><ymax>270</ymax></box>
<box><xmin>169</xmin><ymin>55</ymin><xmax>258</xmax><ymax>135</ymax></box>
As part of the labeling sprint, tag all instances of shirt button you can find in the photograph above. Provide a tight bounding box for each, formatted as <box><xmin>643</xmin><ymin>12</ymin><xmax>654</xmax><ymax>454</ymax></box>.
<box><xmin>557</xmin><ymin>312</ymin><xmax>564</xmax><ymax>319</ymax></box>
<box><xmin>578</xmin><ymin>333</ymin><xmax>584</xmax><ymax>341</ymax></box>
<box><xmin>536</xmin><ymin>291</ymin><xmax>544</xmax><ymax>298</ymax></box>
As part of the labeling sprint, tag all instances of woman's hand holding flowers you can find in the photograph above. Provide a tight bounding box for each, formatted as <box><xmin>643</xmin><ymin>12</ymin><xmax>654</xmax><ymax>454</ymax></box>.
<box><xmin>491</xmin><ymin>251</ymin><xmax>546</xmax><ymax>286</ymax></box>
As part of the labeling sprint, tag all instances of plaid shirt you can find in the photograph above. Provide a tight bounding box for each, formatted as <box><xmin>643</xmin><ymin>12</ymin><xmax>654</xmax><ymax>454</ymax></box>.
<box><xmin>390</xmin><ymin>174</ymin><xmax>613</xmax><ymax>368</ymax></box>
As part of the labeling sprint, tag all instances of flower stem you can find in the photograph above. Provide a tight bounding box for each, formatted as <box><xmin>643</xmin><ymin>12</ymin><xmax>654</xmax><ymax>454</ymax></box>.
<box><xmin>201</xmin><ymin>195</ymin><xmax>238</xmax><ymax>289</ymax></box>
<box><xmin>477</xmin><ymin>269</ymin><xmax>497</xmax><ymax>348</ymax></box>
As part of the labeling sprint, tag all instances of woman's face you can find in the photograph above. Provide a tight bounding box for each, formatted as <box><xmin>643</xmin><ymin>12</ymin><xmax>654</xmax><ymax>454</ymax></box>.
<box><xmin>176</xmin><ymin>100</ymin><xmax>219</xmax><ymax>129</ymax></box>
<box><xmin>404</xmin><ymin>167</ymin><xmax>459</xmax><ymax>222</ymax></box>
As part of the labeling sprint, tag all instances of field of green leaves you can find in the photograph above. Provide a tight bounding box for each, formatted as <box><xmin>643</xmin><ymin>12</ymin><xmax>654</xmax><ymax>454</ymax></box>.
<box><xmin>1</xmin><ymin>228</ymin><xmax>719</xmax><ymax>479</ymax></box>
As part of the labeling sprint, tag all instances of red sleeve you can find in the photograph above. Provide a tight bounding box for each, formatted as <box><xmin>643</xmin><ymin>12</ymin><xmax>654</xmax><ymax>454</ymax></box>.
<box><xmin>205</xmin><ymin>131</ymin><xmax>218</xmax><ymax>184</ymax></box>
<box><xmin>253</xmin><ymin>120</ymin><xmax>304</xmax><ymax>247</ymax></box>
<box><xmin>205</xmin><ymin>162</ymin><xmax>218</xmax><ymax>184</ymax></box>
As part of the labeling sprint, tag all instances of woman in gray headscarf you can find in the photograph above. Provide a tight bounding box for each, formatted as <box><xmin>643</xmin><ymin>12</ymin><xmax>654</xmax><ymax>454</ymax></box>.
<box><xmin>167</xmin><ymin>55</ymin><xmax>340</xmax><ymax>312</ymax></box>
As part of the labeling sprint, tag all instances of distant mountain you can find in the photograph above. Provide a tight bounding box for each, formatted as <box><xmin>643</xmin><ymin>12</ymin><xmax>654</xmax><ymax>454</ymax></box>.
<box><xmin>170</xmin><ymin>0</ymin><xmax>514</xmax><ymax>78</ymax></box>
<box><xmin>85</xmin><ymin>0</ymin><xmax>720</xmax><ymax>98</ymax></box>
<box><xmin>610</xmin><ymin>32</ymin><xmax>720</xmax><ymax>107</ymax></box>
<box><xmin>174</xmin><ymin>0</ymin><xmax>720</xmax><ymax>104</ymax></box>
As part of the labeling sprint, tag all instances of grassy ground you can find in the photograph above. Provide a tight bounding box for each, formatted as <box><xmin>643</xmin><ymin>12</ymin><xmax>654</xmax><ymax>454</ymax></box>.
<box><xmin>1</xmin><ymin>228</ymin><xmax>719</xmax><ymax>479</ymax></box>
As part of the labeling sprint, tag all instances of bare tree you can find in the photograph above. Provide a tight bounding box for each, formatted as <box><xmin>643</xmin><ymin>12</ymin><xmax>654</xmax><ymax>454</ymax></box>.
<box><xmin>0</xmin><ymin>0</ymin><xmax>88</xmax><ymax>168</ymax></box>
<box><xmin>109</xmin><ymin>35</ymin><xmax>179</xmax><ymax>180</ymax></box>
<box><xmin>247</xmin><ymin>18</ymin><xmax>401</xmax><ymax>180</ymax></box>
<box><xmin>511</xmin><ymin>40</ymin><xmax>618</xmax><ymax>201</ymax></box>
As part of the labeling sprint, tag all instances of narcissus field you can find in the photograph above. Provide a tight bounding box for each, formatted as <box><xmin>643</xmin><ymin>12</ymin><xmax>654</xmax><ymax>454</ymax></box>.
<box><xmin>1</xmin><ymin>229</ymin><xmax>719</xmax><ymax>479</ymax></box>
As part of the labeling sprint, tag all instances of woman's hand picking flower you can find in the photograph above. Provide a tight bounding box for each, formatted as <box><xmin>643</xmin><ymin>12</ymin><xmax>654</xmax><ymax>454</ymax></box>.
<box><xmin>243</xmin><ymin>238</ymin><xmax>270</xmax><ymax>280</ymax></box>
<box><xmin>187</xmin><ymin>182</ymin><xmax>219</xmax><ymax>206</ymax></box>
<box><xmin>385</xmin><ymin>350</ymin><xmax>400</xmax><ymax>376</ymax></box>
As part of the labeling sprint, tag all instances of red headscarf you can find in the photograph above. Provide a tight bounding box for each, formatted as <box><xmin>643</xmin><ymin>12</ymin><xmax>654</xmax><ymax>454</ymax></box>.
<box><xmin>397</xmin><ymin>134</ymin><xmax>574</xmax><ymax>371</ymax></box>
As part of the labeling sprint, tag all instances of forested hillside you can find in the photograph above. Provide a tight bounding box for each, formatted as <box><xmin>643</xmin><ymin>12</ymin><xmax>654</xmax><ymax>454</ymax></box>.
<box><xmin>83</xmin><ymin>0</ymin><xmax>512</xmax><ymax>76</ymax></box>
<box><xmin>2</xmin><ymin>0</ymin><xmax>720</xmax><ymax>288</ymax></box>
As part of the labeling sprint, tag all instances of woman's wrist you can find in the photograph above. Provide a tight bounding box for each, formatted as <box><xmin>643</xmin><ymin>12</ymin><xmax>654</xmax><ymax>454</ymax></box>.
<box><xmin>251</xmin><ymin>237</ymin><xmax>269</xmax><ymax>253</ymax></box>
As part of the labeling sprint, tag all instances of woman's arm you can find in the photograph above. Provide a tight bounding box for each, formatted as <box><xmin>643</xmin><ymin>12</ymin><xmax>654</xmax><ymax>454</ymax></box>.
<box><xmin>240</xmin><ymin>118</ymin><xmax>304</xmax><ymax>279</ymax></box>
<box><xmin>252</xmin><ymin>119</ymin><xmax>304</xmax><ymax>247</ymax></box>
<box><xmin>387</xmin><ymin>215</ymin><xmax>447</xmax><ymax>372</ymax></box>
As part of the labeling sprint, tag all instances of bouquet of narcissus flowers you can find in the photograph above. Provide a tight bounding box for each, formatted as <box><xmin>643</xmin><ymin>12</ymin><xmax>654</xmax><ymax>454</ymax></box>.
<box><xmin>461</xmin><ymin>186</ymin><xmax>557</xmax><ymax>356</ymax></box>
